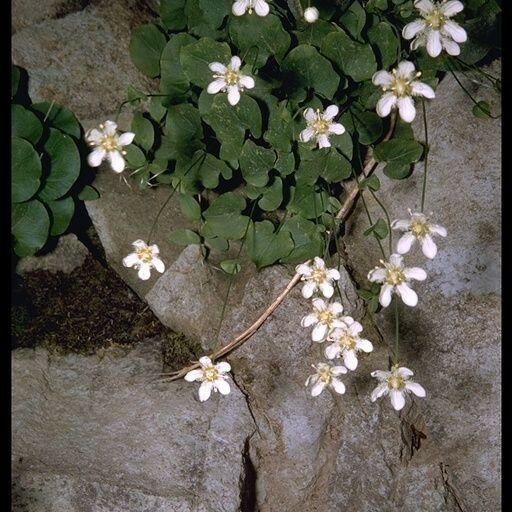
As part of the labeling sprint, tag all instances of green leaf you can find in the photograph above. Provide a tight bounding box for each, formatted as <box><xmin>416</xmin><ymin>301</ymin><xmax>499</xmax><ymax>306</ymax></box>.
<box><xmin>124</xmin><ymin>144</ymin><xmax>147</xmax><ymax>168</ymax></box>
<box><xmin>32</xmin><ymin>102</ymin><xmax>81</xmax><ymax>139</ymax></box>
<box><xmin>364</xmin><ymin>218</ymin><xmax>389</xmax><ymax>240</ymax></box>
<box><xmin>161</xmin><ymin>0</ymin><xmax>187</xmax><ymax>30</ymax></box>
<box><xmin>160</xmin><ymin>33</ymin><xmax>196</xmax><ymax>99</ymax></box>
<box><xmin>11</xmin><ymin>137</ymin><xmax>42</xmax><ymax>203</ymax></box>
<box><xmin>179</xmin><ymin>194</ymin><xmax>202</xmax><ymax>220</ymax></box>
<box><xmin>383</xmin><ymin>161</ymin><xmax>412</xmax><ymax>179</ymax></box>
<box><xmin>185</xmin><ymin>0</ymin><xmax>227</xmax><ymax>39</ymax></box>
<box><xmin>298</xmin><ymin>148</ymin><xmax>352</xmax><ymax>184</ymax></box>
<box><xmin>472</xmin><ymin>100</ymin><xmax>492</xmax><ymax>119</ymax></box>
<box><xmin>343</xmin><ymin>104</ymin><xmax>383</xmax><ymax>145</ymax></box>
<box><xmin>258</xmin><ymin>177</ymin><xmax>283</xmax><ymax>211</ymax></box>
<box><xmin>275</xmin><ymin>151</ymin><xmax>295</xmax><ymax>176</ymax></box>
<box><xmin>12</xmin><ymin>64</ymin><xmax>20</xmax><ymax>99</ymax></box>
<box><xmin>47</xmin><ymin>196</ymin><xmax>75</xmax><ymax>236</ymax></box>
<box><xmin>149</xmin><ymin>96</ymin><xmax>167</xmax><ymax>122</ymax></box>
<box><xmin>287</xmin><ymin>182</ymin><xmax>331</xmax><ymax>219</ymax></box>
<box><xmin>368</xmin><ymin>22</ymin><xmax>399</xmax><ymax>69</ymax></box>
<box><xmin>239</xmin><ymin>140</ymin><xmax>276</xmax><ymax>187</ymax></box>
<box><xmin>339</xmin><ymin>0</ymin><xmax>366</xmax><ymax>40</ymax></box>
<box><xmin>11</xmin><ymin>105</ymin><xmax>43</xmax><ymax>145</ymax></box>
<box><xmin>264</xmin><ymin>99</ymin><xmax>294</xmax><ymax>152</ymax></box>
<box><xmin>374</xmin><ymin>139</ymin><xmax>424</xmax><ymax>165</ymax></box>
<box><xmin>246</xmin><ymin>220</ymin><xmax>294</xmax><ymax>268</ymax></box>
<box><xmin>38</xmin><ymin>129</ymin><xmax>80</xmax><ymax>201</ymax></box>
<box><xmin>202</xmin><ymin>192</ymin><xmax>249</xmax><ymax>240</ymax></box>
<box><xmin>220</xmin><ymin>259</ymin><xmax>241</xmax><ymax>275</ymax></box>
<box><xmin>78</xmin><ymin>185</ymin><xmax>100</xmax><ymax>201</ymax></box>
<box><xmin>175</xmin><ymin>150</ymin><xmax>232</xmax><ymax>191</ymax></box>
<box><xmin>169</xmin><ymin>228</ymin><xmax>201</xmax><ymax>245</ymax></box>
<box><xmin>280</xmin><ymin>217</ymin><xmax>325</xmax><ymax>264</ymax></box>
<box><xmin>127</xmin><ymin>85</ymin><xmax>147</xmax><ymax>105</ymax></box>
<box><xmin>131</xmin><ymin>112</ymin><xmax>154</xmax><ymax>151</ymax></box>
<box><xmin>228</xmin><ymin>13</ymin><xmax>291</xmax><ymax>68</ymax></box>
<box><xmin>282</xmin><ymin>44</ymin><xmax>340</xmax><ymax>100</ymax></box>
<box><xmin>198</xmin><ymin>0</ymin><xmax>231</xmax><ymax>28</ymax></box>
<box><xmin>295</xmin><ymin>20</ymin><xmax>338</xmax><ymax>48</ymax></box>
<box><xmin>204</xmin><ymin>236</ymin><xmax>229</xmax><ymax>251</ymax></box>
<box><xmin>359</xmin><ymin>175</ymin><xmax>381</xmax><ymax>191</ymax></box>
<box><xmin>180</xmin><ymin>37</ymin><xmax>232</xmax><ymax>87</ymax></box>
<box><xmin>321</xmin><ymin>30</ymin><xmax>377</xmax><ymax>82</ymax></box>
<box><xmin>129</xmin><ymin>24</ymin><xmax>167</xmax><ymax>78</ymax></box>
<box><xmin>12</xmin><ymin>200</ymin><xmax>50</xmax><ymax>257</ymax></box>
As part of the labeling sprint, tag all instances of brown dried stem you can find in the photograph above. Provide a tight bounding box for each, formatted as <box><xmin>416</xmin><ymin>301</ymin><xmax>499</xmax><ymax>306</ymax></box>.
<box><xmin>161</xmin><ymin>112</ymin><xmax>397</xmax><ymax>382</ymax></box>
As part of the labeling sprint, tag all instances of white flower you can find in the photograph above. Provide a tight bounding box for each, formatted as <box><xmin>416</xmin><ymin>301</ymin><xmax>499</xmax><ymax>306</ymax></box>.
<box><xmin>86</xmin><ymin>120</ymin><xmax>135</xmax><ymax>173</ymax></box>
<box><xmin>295</xmin><ymin>257</ymin><xmax>341</xmax><ymax>299</ymax></box>
<box><xmin>305</xmin><ymin>363</ymin><xmax>348</xmax><ymax>396</ymax></box>
<box><xmin>299</xmin><ymin>105</ymin><xmax>346</xmax><ymax>149</ymax></box>
<box><xmin>207</xmin><ymin>56</ymin><xmax>255</xmax><ymax>106</ymax></box>
<box><xmin>122</xmin><ymin>239</ymin><xmax>165</xmax><ymax>281</ymax></box>
<box><xmin>304</xmin><ymin>6</ymin><xmax>319</xmax><ymax>23</ymax></box>
<box><xmin>391</xmin><ymin>210</ymin><xmax>447</xmax><ymax>259</ymax></box>
<box><xmin>370</xmin><ymin>365</ymin><xmax>426</xmax><ymax>411</ymax></box>
<box><xmin>232</xmin><ymin>0</ymin><xmax>270</xmax><ymax>16</ymax></box>
<box><xmin>372</xmin><ymin>61</ymin><xmax>435</xmax><ymax>123</ymax></box>
<box><xmin>300</xmin><ymin>298</ymin><xmax>346</xmax><ymax>342</ymax></box>
<box><xmin>403</xmin><ymin>0</ymin><xmax>467</xmax><ymax>58</ymax></box>
<box><xmin>367</xmin><ymin>254</ymin><xmax>427</xmax><ymax>308</ymax></box>
<box><xmin>184</xmin><ymin>356</ymin><xmax>231</xmax><ymax>402</ymax></box>
<box><xmin>324</xmin><ymin>317</ymin><xmax>374</xmax><ymax>371</ymax></box>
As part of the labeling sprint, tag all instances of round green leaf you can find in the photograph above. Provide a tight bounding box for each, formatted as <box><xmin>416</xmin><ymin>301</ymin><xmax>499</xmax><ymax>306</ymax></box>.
<box><xmin>11</xmin><ymin>137</ymin><xmax>42</xmax><ymax>203</ymax></box>
<box><xmin>78</xmin><ymin>185</ymin><xmax>100</xmax><ymax>201</ymax></box>
<box><xmin>129</xmin><ymin>24</ymin><xmax>167</xmax><ymax>78</ymax></box>
<box><xmin>32</xmin><ymin>102</ymin><xmax>81</xmax><ymax>139</ymax></box>
<box><xmin>179</xmin><ymin>194</ymin><xmax>202</xmax><ymax>220</ymax></box>
<box><xmin>38</xmin><ymin>129</ymin><xmax>80</xmax><ymax>201</ymax></box>
<box><xmin>169</xmin><ymin>228</ymin><xmax>201</xmax><ymax>245</ymax></box>
<box><xmin>279</xmin><ymin>218</ymin><xmax>325</xmax><ymax>264</ymax></box>
<box><xmin>374</xmin><ymin>139</ymin><xmax>424</xmax><ymax>165</ymax></box>
<box><xmin>246</xmin><ymin>220</ymin><xmax>294</xmax><ymax>268</ymax></box>
<box><xmin>220</xmin><ymin>259</ymin><xmax>241</xmax><ymax>275</ymax></box>
<box><xmin>239</xmin><ymin>140</ymin><xmax>276</xmax><ymax>187</ymax></box>
<box><xmin>47</xmin><ymin>196</ymin><xmax>75</xmax><ymax>236</ymax></box>
<box><xmin>258</xmin><ymin>177</ymin><xmax>283</xmax><ymax>211</ymax></box>
<box><xmin>12</xmin><ymin>200</ymin><xmax>50</xmax><ymax>257</ymax></box>
<box><xmin>198</xmin><ymin>0</ymin><xmax>231</xmax><ymax>29</ymax></box>
<box><xmin>131</xmin><ymin>112</ymin><xmax>154</xmax><ymax>151</ymax></box>
<box><xmin>368</xmin><ymin>22</ymin><xmax>400</xmax><ymax>69</ymax></box>
<box><xmin>124</xmin><ymin>144</ymin><xmax>147</xmax><ymax>169</ymax></box>
<box><xmin>160</xmin><ymin>33</ymin><xmax>196</xmax><ymax>99</ymax></box>
<box><xmin>12</xmin><ymin>105</ymin><xmax>43</xmax><ymax>145</ymax></box>
<box><xmin>161</xmin><ymin>0</ymin><xmax>187</xmax><ymax>30</ymax></box>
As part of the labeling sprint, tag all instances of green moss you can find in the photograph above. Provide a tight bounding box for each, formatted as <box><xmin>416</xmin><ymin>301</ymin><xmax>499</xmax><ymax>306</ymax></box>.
<box><xmin>161</xmin><ymin>331</ymin><xmax>202</xmax><ymax>371</ymax></box>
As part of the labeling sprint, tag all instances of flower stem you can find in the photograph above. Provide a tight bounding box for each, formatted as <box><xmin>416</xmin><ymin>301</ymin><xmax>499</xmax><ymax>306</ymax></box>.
<box><xmin>420</xmin><ymin>98</ymin><xmax>429</xmax><ymax>213</ymax></box>
<box><xmin>394</xmin><ymin>296</ymin><xmax>400</xmax><ymax>365</ymax></box>
<box><xmin>368</xmin><ymin>189</ymin><xmax>393</xmax><ymax>255</ymax></box>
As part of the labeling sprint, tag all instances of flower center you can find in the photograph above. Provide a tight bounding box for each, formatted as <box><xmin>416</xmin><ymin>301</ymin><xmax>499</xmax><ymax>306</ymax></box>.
<box><xmin>101</xmin><ymin>134</ymin><xmax>119</xmax><ymax>152</ymax></box>
<box><xmin>391</xmin><ymin>76</ymin><xmax>413</xmax><ymax>97</ymax></box>
<box><xmin>313</xmin><ymin>112</ymin><xmax>330</xmax><ymax>134</ymax></box>
<box><xmin>136</xmin><ymin>247</ymin><xmax>153</xmax><ymax>264</ymax></box>
<box><xmin>338</xmin><ymin>334</ymin><xmax>356</xmax><ymax>350</ymax></box>
<box><xmin>317</xmin><ymin>310</ymin><xmax>335</xmax><ymax>325</ymax></box>
<box><xmin>387</xmin><ymin>375</ymin><xmax>405</xmax><ymax>390</ymax></box>
<box><xmin>311</xmin><ymin>268</ymin><xmax>327</xmax><ymax>284</ymax></box>
<box><xmin>318</xmin><ymin>368</ymin><xmax>332</xmax><ymax>384</ymax></box>
<box><xmin>203</xmin><ymin>366</ymin><xmax>219</xmax><ymax>382</ymax></box>
<box><xmin>224</xmin><ymin>69</ymin><xmax>239</xmax><ymax>86</ymax></box>
<box><xmin>410</xmin><ymin>219</ymin><xmax>429</xmax><ymax>239</ymax></box>
<box><xmin>425</xmin><ymin>9</ymin><xmax>445</xmax><ymax>30</ymax></box>
<box><xmin>385</xmin><ymin>267</ymin><xmax>405</xmax><ymax>286</ymax></box>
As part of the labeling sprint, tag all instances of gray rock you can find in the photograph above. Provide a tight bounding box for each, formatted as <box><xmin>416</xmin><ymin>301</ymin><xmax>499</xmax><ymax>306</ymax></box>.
<box><xmin>16</xmin><ymin>234</ymin><xmax>90</xmax><ymax>275</ymax></box>
<box><xmin>12</xmin><ymin>339</ymin><xmax>255</xmax><ymax>512</ymax></box>
<box><xmin>343</xmin><ymin>60</ymin><xmax>501</xmax><ymax>510</ymax></box>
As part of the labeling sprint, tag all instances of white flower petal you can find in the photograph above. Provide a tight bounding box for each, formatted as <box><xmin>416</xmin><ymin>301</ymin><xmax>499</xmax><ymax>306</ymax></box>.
<box><xmin>137</xmin><ymin>264</ymin><xmax>152</xmax><ymax>281</ymax></box>
<box><xmin>411</xmin><ymin>81</ymin><xmax>436</xmax><ymax>99</ymax></box>
<box><xmin>317</xmin><ymin>134</ymin><xmax>331</xmax><ymax>149</ymax></box>
<box><xmin>397</xmin><ymin>232</ymin><xmax>416</xmax><ymax>254</ymax></box>
<box><xmin>312</xmin><ymin>297</ymin><xmax>326</xmax><ymax>310</ymax></box>
<box><xmin>311</xmin><ymin>380</ymin><xmax>326</xmax><ymax>397</ymax></box>
<box><xmin>88</xmin><ymin>148</ymin><xmax>106</xmax><ymax>167</ymax></box>
<box><xmin>326</xmin><ymin>268</ymin><xmax>341</xmax><ymax>280</ymax></box>
<box><xmin>209</xmin><ymin>62</ymin><xmax>228</xmax><ymax>74</ymax></box>
<box><xmin>299</xmin><ymin>127</ymin><xmax>315</xmax><ymax>143</ymax></box>
<box><xmin>313</xmin><ymin>257</ymin><xmax>325</xmax><ymax>268</ymax></box>
<box><xmin>132</xmin><ymin>239</ymin><xmax>147</xmax><ymax>249</ymax></box>
<box><xmin>331</xmin><ymin>365</ymin><xmax>348</xmax><ymax>376</ymax></box>
<box><xmin>414</xmin><ymin>0</ymin><xmax>435</xmax><ymax>14</ymax></box>
<box><xmin>397</xmin><ymin>367</ymin><xmax>414</xmax><ymax>377</ymax></box>
<box><xmin>230</xmin><ymin>56</ymin><xmax>242</xmax><ymax>71</ymax></box>
<box><xmin>323</xmin><ymin>105</ymin><xmax>339</xmax><ymax>121</ymax></box>
<box><xmin>152</xmin><ymin>257</ymin><xmax>165</xmax><ymax>273</ymax></box>
<box><xmin>421</xmin><ymin>234</ymin><xmax>438</xmax><ymax>258</ymax></box>
<box><xmin>389</xmin><ymin>253</ymin><xmax>403</xmax><ymax>267</ymax></box>
<box><xmin>108</xmin><ymin>150</ymin><xmax>126</xmax><ymax>173</ymax></box>
<box><xmin>331</xmin><ymin>378</ymin><xmax>346</xmax><ymax>394</ymax></box>
<box><xmin>207</xmin><ymin>78</ymin><xmax>227</xmax><ymax>94</ymax></box>
<box><xmin>376</xmin><ymin>92</ymin><xmax>397</xmax><ymax>118</ymax></box>
<box><xmin>118</xmin><ymin>132</ymin><xmax>135</xmax><ymax>146</ymax></box>
<box><xmin>103</xmin><ymin>120</ymin><xmax>117</xmax><ymax>136</ymax></box>
<box><xmin>397</xmin><ymin>96</ymin><xmax>417</xmax><ymax>123</ymax></box>
<box><xmin>397</xmin><ymin>60</ymin><xmax>416</xmax><ymax>79</ymax></box>
<box><xmin>405</xmin><ymin>381</ymin><xmax>426</xmax><ymax>397</ymax></box>
<box><xmin>86</xmin><ymin>128</ymin><xmax>103</xmax><ymax>144</ymax></box>
<box><xmin>238</xmin><ymin>75</ymin><xmax>255</xmax><ymax>89</ymax></box>
<box><xmin>122</xmin><ymin>253</ymin><xmax>139</xmax><ymax>268</ymax></box>
<box><xmin>429</xmin><ymin>224</ymin><xmax>447</xmax><ymax>237</ymax></box>
<box><xmin>232</xmin><ymin>0</ymin><xmax>249</xmax><ymax>16</ymax></box>
<box><xmin>216</xmin><ymin>362</ymin><xmax>231</xmax><ymax>373</ymax></box>
<box><xmin>442</xmin><ymin>37</ymin><xmax>461</xmax><ymax>56</ymax></box>
<box><xmin>440</xmin><ymin>0</ymin><xmax>464</xmax><ymax>16</ymax></box>
<box><xmin>371</xmin><ymin>370</ymin><xmax>391</xmax><ymax>380</ymax></box>
<box><xmin>426</xmin><ymin>29</ymin><xmax>443</xmax><ymax>58</ymax></box>
<box><xmin>343</xmin><ymin>350</ymin><xmax>358</xmax><ymax>371</ymax></box>
<box><xmin>368</xmin><ymin>267</ymin><xmax>386</xmax><ymax>282</ymax></box>
<box><xmin>302</xmin><ymin>281</ymin><xmax>317</xmax><ymax>299</ymax></box>
<box><xmin>324</xmin><ymin>343</ymin><xmax>340</xmax><ymax>360</ymax></box>
<box><xmin>396</xmin><ymin>283</ymin><xmax>418</xmax><ymax>307</ymax></box>
<box><xmin>215</xmin><ymin>378</ymin><xmax>231</xmax><ymax>395</ymax></box>
<box><xmin>379</xmin><ymin>284</ymin><xmax>393</xmax><ymax>308</ymax></box>
<box><xmin>312</xmin><ymin>323</ymin><xmax>328</xmax><ymax>342</ymax></box>
<box><xmin>372</xmin><ymin>70</ymin><xmax>394</xmax><ymax>87</ymax></box>
<box><xmin>184</xmin><ymin>369</ymin><xmax>203</xmax><ymax>382</ymax></box>
<box><xmin>301</xmin><ymin>314</ymin><xmax>318</xmax><ymax>328</ymax></box>
<box><xmin>319</xmin><ymin>282</ymin><xmax>334</xmax><ymax>299</ymax></box>
<box><xmin>303</xmin><ymin>107</ymin><xmax>317</xmax><ymax>122</ymax></box>
<box><xmin>404</xmin><ymin>267</ymin><xmax>427</xmax><ymax>281</ymax></box>
<box><xmin>199</xmin><ymin>356</ymin><xmax>212</xmax><ymax>367</ymax></box>
<box><xmin>391</xmin><ymin>219</ymin><xmax>411</xmax><ymax>231</ymax></box>
<box><xmin>371</xmin><ymin>382</ymin><xmax>389</xmax><ymax>401</ymax></box>
<box><xmin>348</xmin><ymin>322</ymin><xmax>363</xmax><ymax>335</ymax></box>
<box><xmin>402</xmin><ymin>19</ymin><xmax>427</xmax><ymax>40</ymax></box>
<box><xmin>328</xmin><ymin>122</ymin><xmax>345</xmax><ymax>135</ymax></box>
<box><xmin>442</xmin><ymin>20</ymin><xmax>467</xmax><ymax>43</ymax></box>
<box><xmin>296</xmin><ymin>263</ymin><xmax>312</xmax><ymax>276</ymax></box>
<box><xmin>357</xmin><ymin>339</ymin><xmax>374</xmax><ymax>353</ymax></box>
<box><xmin>329</xmin><ymin>302</ymin><xmax>344</xmax><ymax>315</ymax></box>
<box><xmin>198</xmin><ymin>381</ymin><xmax>213</xmax><ymax>402</ymax></box>
<box><xmin>254</xmin><ymin>0</ymin><xmax>270</xmax><ymax>16</ymax></box>
<box><xmin>390</xmin><ymin>389</ymin><xmax>406</xmax><ymax>410</ymax></box>
<box><xmin>227</xmin><ymin>86</ymin><xmax>241</xmax><ymax>105</ymax></box>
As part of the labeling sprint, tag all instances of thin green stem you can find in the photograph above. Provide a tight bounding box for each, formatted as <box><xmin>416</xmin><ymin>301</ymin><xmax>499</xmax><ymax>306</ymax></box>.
<box><xmin>394</xmin><ymin>297</ymin><xmax>400</xmax><ymax>365</ymax></box>
<box><xmin>454</xmin><ymin>56</ymin><xmax>499</xmax><ymax>85</ymax></box>
<box><xmin>420</xmin><ymin>98</ymin><xmax>429</xmax><ymax>213</ymax></box>
<box><xmin>368</xmin><ymin>189</ymin><xmax>393</xmax><ymax>255</ymax></box>
<box><xmin>42</xmin><ymin>100</ymin><xmax>56</xmax><ymax>123</ymax></box>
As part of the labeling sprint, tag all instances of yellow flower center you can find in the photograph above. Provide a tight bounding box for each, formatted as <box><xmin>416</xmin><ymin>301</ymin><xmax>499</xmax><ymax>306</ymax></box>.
<box><xmin>136</xmin><ymin>247</ymin><xmax>153</xmax><ymax>264</ymax></box>
<box><xmin>313</xmin><ymin>112</ymin><xmax>330</xmax><ymax>134</ymax></box>
<box><xmin>101</xmin><ymin>134</ymin><xmax>120</xmax><ymax>152</ymax></box>
<box><xmin>425</xmin><ymin>9</ymin><xmax>446</xmax><ymax>30</ymax></box>
<box><xmin>311</xmin><ymin>268</ymin><xmax>327</xmax><ymax>284</ymax></box>
<box><xmin>385</xmin><ymin>267</ymin><xmax>405</xmax><ymax>286</ymax></box>
<box><xmin>318</xmin><ymin>310</ymin><xmax>335</xmax><ymax>325</ymax></box>
<box><xmin>203</xmin><ymin>366</ymin><xmax>219</xmax><ymax>382</ymax></box>
<box><xmin>224</xmin><ymin>69</ymin><xmax>239</xmax><ymax>86</ymax></box>
<box><xmin>387</xmin><ymin>375</ymin><xmax>405</xmax><ymax>390</ymax></box>
<box><xmin>318</xmin><ymin>368</ymin><xmax>332</xmax><ymax>384</ymax></box>
<box><xmin>410</xmin><ymin>219</ymin><xmax>429</xmax><ymax>239</ymax></box>
<box><xmin>338</xmin><ymin>334</ymin><xmax>356</xmax><ymax>350</ymax></box>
